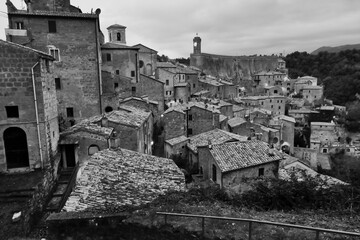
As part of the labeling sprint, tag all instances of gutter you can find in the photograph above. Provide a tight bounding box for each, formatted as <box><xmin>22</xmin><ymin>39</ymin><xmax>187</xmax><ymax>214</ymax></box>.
<box><xmin>31</xmin><ymin>61</ymin><xmax>44</xmax><ymax>169</ymax></box>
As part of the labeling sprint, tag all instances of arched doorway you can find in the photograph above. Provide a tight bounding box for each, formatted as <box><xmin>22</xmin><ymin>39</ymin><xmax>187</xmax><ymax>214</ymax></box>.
<box><xmin>3</xmin><ymin>127</ymin><xmax>30</xmax><ymax>169</ymax></box>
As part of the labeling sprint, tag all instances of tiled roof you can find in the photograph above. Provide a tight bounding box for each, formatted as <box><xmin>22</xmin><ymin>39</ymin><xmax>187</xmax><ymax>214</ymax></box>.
<box><xmin>277</xmin><ymin>115</ymin><xmax>296</xmax><ymax>123</ymax></box>
<box><xmin>163</xmin><ymin>105</ymin><xmax>186</xmax><ymax>115</ymax></box>
<box><xmin>63</xmin><ymin>148</ymin><xmax>185</xmax><ymax>212</ymax></box>
<box><xmin>156</xmin><ymin>62</ymin><xmax>176</xmax><ymax>68</ymax></box>
<box><xmin>209</xmin><ymin>141</ymin><xmax>282</xmax><ymax>173</ymax></box>
<box><xmin>166</xmin><ymin>66</ymin><xmax>199</xmax><ymax>75</ymax></box>
<box><xmin>120</xmin><ymin>96</ymin><xmax>158</xmax><ymax>106</ymax></box>
<box><xmin>228</xmin><ymin>117</ymin><xmax>246</xmax><ymax>128</ymax></box>
<box><xmin>193</xmin><ymin>90</ymin><xmax>210</xmax><ymax>96</ymax></box>
<box><xmin>199</xmin><ymin>76</ymin><xmax>224</xmax><ymax>86</ymax></box>
<box><xmin>9</xmin><ymin>10</ymin><xmax>98</xmax><ymax>18</ymax></box>
<box><xmin>165</xmin><ymin>135</ymin><xmax>189</xmax><ymax>146</ymax></box>
<box><xmin>316</xmin><ymin>106</ymin><xmax>335</xmax><ymax>111</ymax></box>
<box><xmin>311</xmin><ymin>122</ymin><xmax>335</xmax><ymax>127</ymax></box>
<box><xmin>106</xmin><ymin>106</ymin><xmax>152</xmax><ymax>127</ymax></box>
<box><xmin>289</xmin><ymin>109</ymin><xmax>319</xmax><ymax>114</ymax></box>
<box><xmin>219</xmin><ymin>114</ymin><xmax>228</xmax><ymax>123</ymax></box>
<box><xmin>188</xmin><ymin>102</ymin><xmax>221</xmax><ymax>114</ymax></box>
<box><xmin>101</xmin><ymin>42</ymin><xmax>139</xmax><ymax>50</ymax></box>
<box><xmin>187</xmin><ymin>129</ymin><xmax>247</xmax><ymax>153</ymax></box>
<box><xmin>174</xmin><ymin>82</ymin><xmax>188</xmax><ymax>87</ymax></box>
<box><xmin>0</xmin><ymin>39</ymin><xmax>53</xmax><ymax>59</ymax></box>
<box><xmin>132</xmin><ymin>44</ymin><xmax>157</xmax><ymax>53</ymax></box>
<box><xmin>302</xmin><ymin>85</ymin><xmax>323</xmax><ymax>90</ymax></box>
<box><xmin>251</xmin><ymin>108</ymin><xmax>272</xmax><ymax>115</ymax></box>
<box><xmin>107</xmin><ymin>24</ymin><xmax>126</xmax><ymax>29</ymax></box>
<box><xmin>233</xmin><ymin>105</ymin><xmax>245</xmax><ymax>112</ymax></box>
<box><xmin>61</xmin><ymin>121</ymin><xmax>113</xmax><ymax>138</ymax></box>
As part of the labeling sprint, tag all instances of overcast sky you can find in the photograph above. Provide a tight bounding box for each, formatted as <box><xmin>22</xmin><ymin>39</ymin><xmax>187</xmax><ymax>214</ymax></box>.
<box><xmin>1</xmin><ymin>0</ymin><xmax>360</xmax><ymax>58</ymax></box>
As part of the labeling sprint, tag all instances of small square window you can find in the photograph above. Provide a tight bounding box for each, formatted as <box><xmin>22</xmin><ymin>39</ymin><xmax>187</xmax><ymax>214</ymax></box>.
<box><xmin>106</xmin><ymin>53</ymin><xmax>111</xmax><ymax>61</ymax></box>
<box><xmin>115</xmin><ymin>70</ymin><xmax>120</xmax><ymax>75</ymax></box>
<box><xmin>131</xmin><ymin>71</ymin><xmax>135</xmax><ymax>77</ymax></box>
<box><xmin>5</xmin><ymin>106</ymin><xmax>19</xmax><ymax>118</ymax></box>
<box><xmin>132</xmin><ymin>87</ymin><xmax>136</xmax><ymax>92</ymax></box>
<box><xmin>187</xmin><ymin>128</ymin><xmax>193</xmax><ymax>135</ymax></box>
<box><xmin>258</xmin><ymin>168</ymin><xmax>264</xmax><ymax>176</ymax></box>
<box><xmin>114</xmin><ymin>83</ymin><xmax>119</xmax><ymax>89</ymax></box>
<box><xmin>48</xmin><ymin>20</ymin><xmax>57</xmax><ymax>33</ymax></box>
<box><xmin>15</xmin><ymin>21</ymin><xmax>24</xmax><ymax>29</ymax></box>
<box><xmin>188</xmin><ymin>114</ymin><xmax>193</xmax><ymax>121</ymax></box>
<box><xmin>55</xmin><ymin>78</ymin><xmax>61</xmax><ymax>90</ymax></box>
<box><xmin>66</xmin><ymin>107</ymin><xmax>74</xmax><ymax>118</ymax></box>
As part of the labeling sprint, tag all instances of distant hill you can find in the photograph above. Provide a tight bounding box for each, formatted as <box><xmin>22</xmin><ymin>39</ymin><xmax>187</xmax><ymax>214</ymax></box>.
<box><xmin>311</xmin><ymin>43</ymin><xmax>360</xmax><ymax>55</ymax></box>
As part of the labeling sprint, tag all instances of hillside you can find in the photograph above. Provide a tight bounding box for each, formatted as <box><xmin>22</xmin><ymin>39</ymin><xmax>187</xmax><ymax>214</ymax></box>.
<box><xmin>311</xmin><ymin>43</ymin><xmax>360</xmax><ymax>55</ymax></box>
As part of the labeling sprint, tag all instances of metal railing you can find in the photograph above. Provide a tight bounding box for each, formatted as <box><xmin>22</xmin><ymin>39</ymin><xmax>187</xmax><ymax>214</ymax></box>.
<box><xmin>157</xmin><ymin>212</ymin><xmax>360</xmax><ymax>240</ymax></box>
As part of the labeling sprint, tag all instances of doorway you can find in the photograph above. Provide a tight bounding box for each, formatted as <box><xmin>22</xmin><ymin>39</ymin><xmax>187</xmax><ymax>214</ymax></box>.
<box><xmin>64</xmin><ymin>144</ymin><xmax>76</xmax><ymax>167</ymax></box>
<box><xmin>4</xmin><ymin>127</ymin><xmax>30</xmax><ymax>169</ymax></box>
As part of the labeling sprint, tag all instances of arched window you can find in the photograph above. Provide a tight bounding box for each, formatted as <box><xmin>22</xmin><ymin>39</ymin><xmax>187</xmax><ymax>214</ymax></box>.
<box><xmin>4</xmin><ymin>127</ymin><xmax>29</xmax><ymax>168</ymax></box>
<box><xmin>88</xmin><ymin>145</ymin><xmax>100</xmax><ymax>155</ymax></box>
<box><xmin>139</xmin><ymin>60</ymin><xmax>144</xmax><ymax>68</ymax></box>
<box><xmin>105</xmin><ymin>106</ymin><xmax>113</xmax><ymax>113</ymax></box>
<box><xmin>117</xmin><ymin>32</ymin><xmax>121</xmax><ymax>41</ymax></box>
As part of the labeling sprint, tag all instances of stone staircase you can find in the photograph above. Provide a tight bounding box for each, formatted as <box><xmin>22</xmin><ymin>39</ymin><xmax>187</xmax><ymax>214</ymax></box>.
<box><xmin>45</xmin><ymin>167</ymin><xmax>76</xmax><ymax>212</ymax></box>
<box><xmin>0</xmin><ymin>188</ymin><xmax>35</xmax><ymax>203</ymax></box>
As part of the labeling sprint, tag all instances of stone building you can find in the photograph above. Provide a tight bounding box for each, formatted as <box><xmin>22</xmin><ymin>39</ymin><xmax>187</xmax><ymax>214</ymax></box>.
<box><xmin>269</xmin><ymin>115</ymin><xmax>296</xmax><ymax>154</ymax></box>
<box><xmin>302</xmin><ymin>85</ymin><xmax>323</xmax><ymax>104</ymax></box>
<box><xmin>198</xmin><ymin>141</ymin><xmax>282</xmax><ymax>191</ymax></box>
<box><xmin>294</xmin><ymin>76</ymin><xmax>318</xmax><ymax>93</ymax></box>
<box><xmin>198</xmin><ymin>75</ymin><xmax>236</xmax><ymax>100</ymax></box>
<box><xmin>119</xmin><ymin>96</ymin><xmax>161</xmax><ymax>121</ymax></box>
<box><xmin>190</xmin><ymin>35</ymin><xmax>281</xmax><ymax>82</ymax></box>
<box><xmin>239</xmin><ymin>95</ymin><xmax>286</xmax><ymax>115</ymax></box>
<box><xmin>6</xmin><ymin>0</ymin><xmax>103</xmax><ymax>124</ymax></box>
<box><xmin>0</xmin><ymin>40</ymin><xmax>59</xmax><ymax>172</ymax></box>
<box><xmin>162</xmin><ymin>106</ymin><xmax>186</xmax><ymax>141</ymax></box>
<box><xmin>63</xmin><ymin>148</ymin><xmax>185</xmax><ymax>212</ymax></box>
<box><xmin>310</xmin><ymin>122</ymin><xmax>338</xmax><ymax>152</ymax></box>
<box><xmin>133</xmin><ymin>44</ymin><xmax>157</xmax><ymax>77</ymax></box>
<box><xmin>59</xmin><ymin>118</ymin><xmax>115</xmax><ymax>168</ymax></box>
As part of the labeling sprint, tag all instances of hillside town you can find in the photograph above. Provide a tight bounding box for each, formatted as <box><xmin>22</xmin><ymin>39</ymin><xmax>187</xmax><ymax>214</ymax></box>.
<box><xmin>1</xmin><ymin>0</ymin><xmax>360</xmax><ymax>239</ymax></box>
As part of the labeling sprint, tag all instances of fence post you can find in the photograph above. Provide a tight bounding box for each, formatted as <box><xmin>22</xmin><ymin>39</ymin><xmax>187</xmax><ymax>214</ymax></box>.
<box><xmin>248</xmin><ymin>221</ymin><xmax>252</xmax><ymax>240</ymax></box>
<box><xmin>202</xmin><ymin>217</ymin><xmax>205</xmax><ymax>237</ymax></box>
<box><xmin>315</xmin><ymin>230</ymin><xmax>320</xmax><ymax>240</ymax></box>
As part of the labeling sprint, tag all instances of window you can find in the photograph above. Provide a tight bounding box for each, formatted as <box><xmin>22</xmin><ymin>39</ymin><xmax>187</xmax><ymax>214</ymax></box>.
<box><xmin>271</xmin><ymin>105</ymin><xmax>273</xmax><ymax>108</ymax></box>
<box><xmin>5</xmin><ymin>106</ymin><xmax>19</xmax><ymax>118</ymax></box>
<box><xmin>114</xmin><ymin>83</ymin><xmax>119</xmax><ymax>89</ymax></box>
<box><xmin>218</xmin><ymin>87</ymin><xmax>220</xmax><ymax>91</ymax></box>
<box><xmin>66</xmin><ymin>107</ymin><xmax>74</xmax><ymax>118</ymax></box>
<box><xmin>105</xmin><ymin>106</ymin><xmax>113</xmax><ymax>113</ymax></box>
<box><xmin>193</xmin><ymin>83</ymin><xmax>196</xmax><ymax>88</ymax></box>
<box><xmin>274</xmin><ymin>90</ymin><xmax>278</xmax><ymax>94</ymax></box>
<box><xmin>106</xmin><ymin>53</ymin><xmax>112</xmax><ymax>61</ymax></box>
<box><xmin>109</xmin><ymin>33</ymin><xmax>112</xmax><ymax>42</ymax></box>
<box><xmin>187</xmin><ymin>75</ymin><xmax>189</xmax><ymax>80</ymax></box>
<box><xmin>48</xmin><ymin>20</ymin><xmax>57</xmax><ymax>33</ymax></box>
<box><xmin>45</xmin><ymin>60</ymin><xmax>50</xmax><ymax>72</ymax></box>
<box><xmin>212</xmin><ymin>164</ymin><xmax>217</xmax><ymax>182</ymax></box>
<box><xmin>117</xmin><ymin>32</ymin><xmax>121</xmax><ymax>41</ymax></box>
<box><xmin>115</xmin><ymin>70</ymin><xmax>120</xmax><ymax>75</ymax></box>
<box><xmin>270</xmin><ymin>99</ymin><xmax>272</xmax><ymax>103</ymax></box>
<box><xmin>188</xmin><ymin>114</ymin><xmax>193</xmax><ymax>121</ymax></box>
<box><xmin>131</xmin><ymin>71</ymin><xmax>135</xmax><ymax>77</ymax></box>
<box><xmin>278</xmin><ymin>106</ymin><xmax>281</xmax><ymax>109</ymax></box>
<box><xmin>187</xmin><ymin>128</ymin><xmax>193</xmax><ymax>135</ymax></box>
<box><xmin>139</xmin><ymin>60</ymin><xmax>144</xmax><ymax>68</ymax></box>
<box><xmin>166</xmin><ymin>79</ymin><xmax>169</xmax><ymax>86</ymax></box>
<box><xmin>258</xmin><ymin>168</ymin><xmax>264</xmax><ymax>176</ymax></box>
<box><xmin>88</xmin><ymin>145</ymin><xmax>100</xmax><ymax>155</ymax></box>
<box><xmin>49</xmin><ymin>48</ymin><xmax>60</xmax><ymax>61</ymax></box>
<box><xmin>132</xmin><ymin>86</ymin><xmax>136</xmax><ymax>93</ymax></box>
<box><xmin>15</xmin><ymin>21</ymin><xmax>24</xmax><ymax>29</ymax></box>
<box><xmin>322</xmin><ymin>149</ymin><xmax>328</xmax><ymax>153</ymax></box>
<box><xmin>346</xmin><ymin>148</ymin><xmax>351</xmax><ymax>152</ymax></box>
<box><xmin>55</xmin><ymin>78</ymin><xmax>61</xmax><ymax>90</ymax></box>
<box><xmin>261</xmin><ymin>101</ymin><xmax>264</xmax><ymax>105</ymax></box>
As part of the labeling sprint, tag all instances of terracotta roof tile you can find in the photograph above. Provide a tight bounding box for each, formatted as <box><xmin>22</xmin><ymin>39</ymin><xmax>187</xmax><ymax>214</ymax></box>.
<box><xmin>187</xmin><ymin>129</ymin><xmax>247</xmax><ymax>153</ymax></box>
<box><xmin>165</xmin><ymin>135</ymin><xmax>189</xmax><ymax>146</ymax></box>
<box><xmin>209</xmin><ymin>141</ymin><xmax>282</xmax><ymax>173</ymax></box>
<box><xmin>63</xmin><ymin>148</ymin><xmax>185</xmax><ymax>212</ymax></box>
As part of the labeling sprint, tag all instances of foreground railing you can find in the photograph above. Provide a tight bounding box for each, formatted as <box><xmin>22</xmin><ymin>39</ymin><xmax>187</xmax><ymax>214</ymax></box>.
<box><xmin>157</xmin><ymin>212</ymin><xmax>360</xmax><ymax>240</ymax></box>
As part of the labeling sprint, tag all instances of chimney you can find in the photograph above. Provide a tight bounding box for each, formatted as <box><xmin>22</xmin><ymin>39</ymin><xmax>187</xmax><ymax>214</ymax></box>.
<box><xmin>101</xmin><ymin>114</ymin><xmax>108</xmax><ymax>127</ymax></box>
<box><xmin>208</xmin><ymin>139</ymin><xmax>212</xmax><ymax>149</ymax></box>
<box><xmin>25</xmin><ymin>0</ymin><xmax>33</xmax><ymax>13</ymax></box>
<box><xmin>109</xmin><ymin>131</ymin><xmax>120</xmax><ymax>149</ymax></box>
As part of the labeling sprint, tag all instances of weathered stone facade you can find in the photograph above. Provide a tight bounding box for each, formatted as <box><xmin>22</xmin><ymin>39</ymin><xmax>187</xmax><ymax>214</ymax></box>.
<box><xmin>162</xmin><ymin>108</ymin><xmax>186</xmax><ymax>140</ymax></box>
<box><xmin>0</xmin><ymin>40</ymin><xmax>59</xmax><ymax>172</ymax></box>
<box><xmin>7</xmin><ymin>2</ymin><xmax>103</xmax><ymax>123</ymax></box>
<box><xmin>133</xmin><ymin>44</ymin><xmax>157</xmax><ymax>76</ymax></box>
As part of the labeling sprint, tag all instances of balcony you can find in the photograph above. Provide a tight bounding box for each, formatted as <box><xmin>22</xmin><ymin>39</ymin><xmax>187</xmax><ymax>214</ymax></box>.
<box><xmin>5</xmin><ymin>28</ymin><xmax>27</xmax><ymax>36</ymax></box>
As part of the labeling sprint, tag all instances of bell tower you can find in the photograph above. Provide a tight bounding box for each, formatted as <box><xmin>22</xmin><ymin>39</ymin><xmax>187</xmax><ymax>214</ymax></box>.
<box><xmin>193</xmin><ymin>34</ymin><xmax>201</xmax><ymax>54</ymax></box>
<box><xmin>107</xmin><ymin>24</ymin><xmax>127</xmax><ymax>45</ymax></box>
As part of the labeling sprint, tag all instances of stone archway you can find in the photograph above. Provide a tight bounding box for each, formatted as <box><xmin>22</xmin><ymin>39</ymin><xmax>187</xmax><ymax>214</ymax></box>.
<box><xmin>3</xmin><ymin>127</ymin><xmax>30</xmax><ymax>169</ymax></box>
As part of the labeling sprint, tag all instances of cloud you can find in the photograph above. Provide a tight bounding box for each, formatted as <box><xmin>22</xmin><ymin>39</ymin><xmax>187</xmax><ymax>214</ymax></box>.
<box><xmin>1</xmin><ymin>0</ymin><xmax>360</xmax><ymax>58</ymax></box>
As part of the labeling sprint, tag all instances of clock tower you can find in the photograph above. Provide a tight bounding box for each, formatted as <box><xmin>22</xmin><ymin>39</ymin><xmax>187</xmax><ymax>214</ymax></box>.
<box><xmin>193</xmin><ymin>34</ymin><xmax>201</xmax><ymax>54</ymax></box>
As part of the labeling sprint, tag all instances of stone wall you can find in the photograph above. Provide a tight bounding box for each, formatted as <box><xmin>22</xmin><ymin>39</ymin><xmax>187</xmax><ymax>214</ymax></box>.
<box><xmin>136</xmin><ymin>75</ymin><xmax>165</xmax><ymax>115</ymax></box>
<box><xmin>8</xmin><ymin>15</ymin><xmax>102</xmax><ymax>122</ymax></box>
<box><xmin>163</xmin><ymin>111</ymin><xmax>186</xmax><ymax>140</ymax></box>
<box><xmin>190</xmin><ymin>53</ymin><xmax>279</xmax><ymax>82</ymax></box>
<box><xmin>187</xmin><ymin>107</ymin><xmax>219</xmax><ymax>137</ymax></box>
<box><xmin>294</xmin><ymin>147</ymin><xmax>318</xmax><ymax>169</ymax></box>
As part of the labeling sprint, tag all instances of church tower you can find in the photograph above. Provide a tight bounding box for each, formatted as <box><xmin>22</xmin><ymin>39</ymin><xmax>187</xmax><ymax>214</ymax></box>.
<box><xmin>107</xmin><ymin>24</ymin><xmax>127</xmax><ymax>45</ymax></box>
<box><xmin>193</xmin><ymin>35</ymin><xmax>201</xmax><ymax>54</ymax></box>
